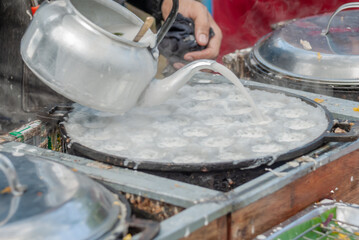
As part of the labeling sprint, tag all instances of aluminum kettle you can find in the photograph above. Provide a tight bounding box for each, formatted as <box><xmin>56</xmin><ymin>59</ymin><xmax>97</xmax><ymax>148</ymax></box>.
<box><xmin>21</xmin><ymin>0</ymin><xmax>217</xmax><ymax>114</ymax></box>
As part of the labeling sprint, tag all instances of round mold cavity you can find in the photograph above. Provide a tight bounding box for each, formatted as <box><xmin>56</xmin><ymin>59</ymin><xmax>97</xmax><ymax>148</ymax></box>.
<box><xmin>275</xmin><ymin>132</ymin><xmax>306</xmax><ymax>142</ymax></box>
<box><xmin>252</xmin><ymin>143</ymin><xmax>283</xmax><ymax>153</ymax></box>
<box><xmin>191</xmin><ymin>90</ymin><xmax>221</xmax><ymax>101</ymax></box>
<box><xmin>285</xmin><ymin>119</ymin><xmax>316</xmax><ymax>130</ymax></box>
<box><xmin>157</xmin><ymin>137</ymin><xmax>189</xmax><ymax>148</ymax></box>
<box><xmin>200</xmin><ymin>137</ymin><xmax>234</xmax><ymax>148</ymax></box>
<box><xmin>259</xmin><ymin>101</ymin><xmax>286</xmax><ymax>109</ymax></box>
<box><xmin>172</xmin><ymin>154</ymin><xmax>203</xmax><ymax>163</ymax></box>
<box><xmin>275</xmin><ymin>108</ymin><xmax>308</xmax><ymax>118</ymax></box>
<box><xmin>181</xmin><ymin>126</ymin><xmax>212</xmax><ymax>137</ymax></box>
<box><xmin>236</xmin><ymin>127</ymin><xmax>267</xmax><ymax>138</ymax></box>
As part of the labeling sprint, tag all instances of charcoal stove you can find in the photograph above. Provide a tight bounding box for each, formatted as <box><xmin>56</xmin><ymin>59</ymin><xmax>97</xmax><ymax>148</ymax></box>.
<box><xmin>1</xmin><ymin>74</ymin><xmax>359</xmax><ymax>239</ymax></box>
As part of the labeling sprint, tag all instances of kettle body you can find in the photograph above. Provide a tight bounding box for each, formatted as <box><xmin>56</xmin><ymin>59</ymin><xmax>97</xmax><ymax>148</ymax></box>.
<box><xmin>21</xmin><ymin>0</ymin><xmax>162</xmax><ymax>113</ymax></box>
<box><xmin>21</xmin><ymin>0</ymin><xmax>219</xmax><ymax>114</ymax></box>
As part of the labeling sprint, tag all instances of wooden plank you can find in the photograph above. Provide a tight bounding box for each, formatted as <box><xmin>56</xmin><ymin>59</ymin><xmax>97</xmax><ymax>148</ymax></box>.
<box><xmin>184</xmin><ymin>215</ymin><xmax>228</xmax><ymax>240</ymax></box>
<box><xmin>230</xmin><ymin>150</ymin><xmax>359</xmax><ymax>240</ymax></box>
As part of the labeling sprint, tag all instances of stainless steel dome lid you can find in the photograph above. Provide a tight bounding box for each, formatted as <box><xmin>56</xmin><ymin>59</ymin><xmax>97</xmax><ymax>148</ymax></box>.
<box><xmin>0</xmin><ymin>152</ymin><xmax>126</xmax><ymax>240</ymax></box>
<box><xmin>252</xmin><ymin>3</ymin><xmax>359</xmax><ymax>85</ymax></box>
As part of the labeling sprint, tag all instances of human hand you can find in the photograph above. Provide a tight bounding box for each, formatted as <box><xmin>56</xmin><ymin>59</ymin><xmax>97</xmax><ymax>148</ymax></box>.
<box><xmin>161</xmin><ymin>0</ymin><xmax>222</xmax><ymax>65</ymax></box>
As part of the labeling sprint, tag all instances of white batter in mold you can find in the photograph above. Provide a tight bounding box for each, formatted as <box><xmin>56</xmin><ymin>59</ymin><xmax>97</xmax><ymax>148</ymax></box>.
<box><xmin>203</xmin><ymin>116</ymin><xmax>233</xmax><ymax>126</ymax></box>
<box><xmin>200</xmin><ymin>137</ymin><xmax>234</xmax><ymax>148</ymax></box>
<box><xmin>252</xmin><ymin>143</ymin><xmax>283</xmax><ymax>153</ymax></box>
<box><xmin>157</xmin><ymin>137</ymin><xmax>189</xmax><ymax>148</ymax></box>
<box><xmin>218</xmin><ymin>151</ymin><xmax>245</xmax><ymax>161</ymax></box>
<box><xmin>259</xmin><ymin>101</ymin><xmax>286</xmax><ymax>109</ymax></box>
<box><xmin>275</xmin><ymin>132</ymin><xmax>306</xmax><ymax>142</ymax></box>
<box><xmin>64</xmin><ymin>84</ymin><xmax>328</xmax><ymax>166</ymax></box>
<box><xmin>275</xmin><ymin>108</ymin><xmax>308</xmax><ymax>118</ymax></box>
<box><xmin>285</xmin><ymin>119</ymin><xmax>316</xmax><ymax>130</ymax></box>
<box><xmin>131</xmin><ymin>149</ymin><xmax>165</xmax><ymax>160</ymax></box>
<box><xmin>182</xmin><ymin>126</ymin><xmax>212</xmax><ymax>137</ymax></box>
<box><xmin>236</xmin><ymin>127</ymin><xmax>267</xmax><ymax>138</ymax></box>
<box><xmin>191</xmin><ymin>90</ymin><xmax>221</xmax><ymax>101</ymax></box>
<box><xmin>225</xmin><ymin>105</ymin><xmax>253</xmax><ymax>116</ymax></box>
<box><xmin>172</xmin><ymin>155</ymin><xmax>202</xmax><ymax>164</ymax></box>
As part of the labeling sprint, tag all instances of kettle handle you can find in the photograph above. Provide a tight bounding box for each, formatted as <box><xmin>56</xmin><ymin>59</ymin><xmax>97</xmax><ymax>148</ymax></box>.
<box><xmin>322</xmin><ymin>2</ymin><xmax>359</xmax><ymax>35</ymax></box>
<box><xmin>153</xmin><ymin>0</ymin><xmax>179</xmax><ymax>49</ymax></box>
<box><xmin>0</xmin><ymin>154</ymin><xmax>27</xmax><ymax>196</ymax></box>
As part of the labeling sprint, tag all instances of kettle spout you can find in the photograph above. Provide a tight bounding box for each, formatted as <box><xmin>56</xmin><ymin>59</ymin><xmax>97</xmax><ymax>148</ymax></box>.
<box><xmin>138</xmin><ymin>59</ymin><xmax>216</xmax><ymax>106</ymax></box>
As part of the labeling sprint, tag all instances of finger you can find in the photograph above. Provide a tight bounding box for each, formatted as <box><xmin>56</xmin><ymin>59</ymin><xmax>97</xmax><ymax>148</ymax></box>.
<box><xmin>184</xmin><ymin>37</ymin><xmax>220</xmax><ymax>60</ymax></box>
<box><xmin>184</xmin><ymin>46</ymin><xmax>217</xmax><ymax>60</ymax></box>
<box><xmin>190</xmin><ymin>4</ymin><xmax>211</xmax><ymax>46</ymax></box>
<box><xmin>173</xmin><ymin>62</ymin><xmax>185</xmax><ymax>69</ymax></box>
<box><xmin>184</xmin><ymin>21</ymin><xmax>222</xmax><ymax>60</ymax></box>
<box><xmin>161</xmin><ymin>0</ymin><xmax>172</xmax><ymax>19</ymax></box>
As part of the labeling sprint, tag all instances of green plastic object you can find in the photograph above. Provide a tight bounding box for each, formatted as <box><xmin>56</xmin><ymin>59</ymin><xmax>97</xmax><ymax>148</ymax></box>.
<box><xmin>275</xmin><ymin>207</ymin><xmax>359</xmax><ymax>240</ymax></box>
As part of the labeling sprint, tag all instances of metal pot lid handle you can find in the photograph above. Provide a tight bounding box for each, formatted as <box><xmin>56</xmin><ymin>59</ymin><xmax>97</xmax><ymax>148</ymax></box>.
<box><xmin>323</xmin><ymin>121</ymin><xmax>359</xmax><ymax>142</ymax></box>
<box><xmin>0</xmin><ymin>153</ymin><xmax>27</xmax><ymax>196</ymax></box>
<box><xmin>154</xmin><ymin>0</ymin><xmax>179</xmax><ymax>49</ymax></box>
<box><xmin>322</xmin><ymin>2</ymin><xmax>359</xmax><ymax>35</ymax></box>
